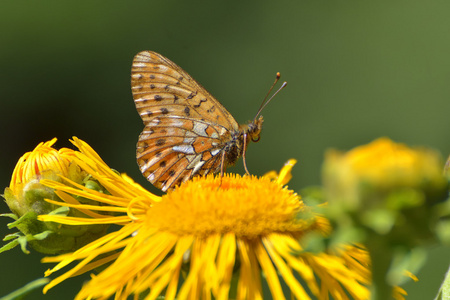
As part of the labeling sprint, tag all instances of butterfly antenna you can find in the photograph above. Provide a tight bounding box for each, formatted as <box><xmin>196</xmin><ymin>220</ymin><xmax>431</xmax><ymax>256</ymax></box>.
<box><xmin>254</xmin><ymin>72</ymin><xmax>287</xmax><ymax>121</ymax></box>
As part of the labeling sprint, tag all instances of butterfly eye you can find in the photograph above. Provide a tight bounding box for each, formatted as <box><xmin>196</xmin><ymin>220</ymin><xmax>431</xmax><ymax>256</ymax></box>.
<box><xmin>251</xmin><ymin>135</ymin><xmax>261</xmax><ymax>143</ymax></box>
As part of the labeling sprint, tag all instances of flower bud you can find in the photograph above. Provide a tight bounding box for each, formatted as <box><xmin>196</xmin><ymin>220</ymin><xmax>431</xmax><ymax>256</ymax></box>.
<box><xmin>3</xmin><ymin>139</ymin><xmax>109</xmax><ymax>254</ymax></box>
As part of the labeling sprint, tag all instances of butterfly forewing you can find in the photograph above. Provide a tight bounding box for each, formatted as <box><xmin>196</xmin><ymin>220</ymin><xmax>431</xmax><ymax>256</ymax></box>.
<box><xmin>132</xmin><ymin>51</ymin><xmax>239</xmax><ymax>191</ymax></box>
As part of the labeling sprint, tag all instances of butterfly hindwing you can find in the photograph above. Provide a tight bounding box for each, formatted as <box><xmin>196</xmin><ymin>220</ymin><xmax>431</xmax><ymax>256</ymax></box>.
<box><xmin>136</xmin><ymin>115</ymin><xmax>225</xmax><ymax>191</ymax></box>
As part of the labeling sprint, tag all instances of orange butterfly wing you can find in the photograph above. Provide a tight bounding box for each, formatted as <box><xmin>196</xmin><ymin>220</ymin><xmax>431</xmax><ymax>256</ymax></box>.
<box><xmin>131</xmin><ymin>51</ymin><xmax>240</xmax><ymax>191</ymax></box>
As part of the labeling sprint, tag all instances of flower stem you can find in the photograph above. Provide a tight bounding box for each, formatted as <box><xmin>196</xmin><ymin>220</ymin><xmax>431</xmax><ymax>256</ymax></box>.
<box><xmin>367</xmin><ymin>236</ymin><xmax>394</xmax><ymax>300</ymax></box>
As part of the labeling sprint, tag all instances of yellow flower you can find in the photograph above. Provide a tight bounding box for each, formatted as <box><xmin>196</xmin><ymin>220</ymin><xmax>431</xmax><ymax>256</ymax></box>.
<box><xmin>2</xmin><ymin>138</ymin><xmax>111</xmax><ymax>254</ymax></box>
<box><xmin>38</xmin><ymin>141</ymin><xmax>370</xmax><ymax>300</ymax></box>
<box><xmin>322</xmin><ymin>138</ymin><xmax>447</xmax><ymax>299</ymax></box>
<box><xmin>6</xmin><ymin>138</ymin><xmax>74</xmax><ymax>216</ymax></box>
<box><xmin>323</xmin><ymin>137</ymin><xmax>447</xmax><ymax>210</ymax></box>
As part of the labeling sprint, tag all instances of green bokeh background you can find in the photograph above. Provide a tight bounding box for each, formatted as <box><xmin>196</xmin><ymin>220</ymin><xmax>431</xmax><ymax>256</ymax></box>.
<box><xmin>1</xmin><ymin>1</ymin><xmax>449</xmax><ymax>299</ymax></box>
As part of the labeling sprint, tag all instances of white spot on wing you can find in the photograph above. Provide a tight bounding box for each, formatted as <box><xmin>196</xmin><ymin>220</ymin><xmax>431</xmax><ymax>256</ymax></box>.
<box><xmin>186</xmin><ymin>154</ymin><xmax>205</xmax><ymax>173</ymax></box>
<box><xmin>211</xmin><ymin>149</ymin><xmax>221</xmax><ymax>156</ymax></box>
<box><xmin>140</xmin><ymin>133</ymin><xmax>151</xmax><ymax>140</ymax></box>
<box><xmin>167</xmin><ymin>118</ymin><xmax>185</xmax><ymax>127</ymax></box>
<box><xmin>185</xmin><ymin>154</ymin><xmax>195</xmax><ymax>163</ymax></box>
<box><xmin>137</xmin><ymin>54</ymin><xmax>151</xmax><ymax>62</ymax></box>
<box><xmin>192</xmin><ymin>160</ymin><xmax>206</xmax><ymax>174</ymax></box>
<box><xmin>135</xmin><ymin>97</ymin><xmax>149</xmax><ymax>103</ymax></box>
<box><xmin>133</xmin><ymin>63</ymin><xmax>147</xmax><ymax>68</ymax></box>
<box><xmin>183</xmin><ymin>137</ymin><xmax>196</xmax><ymax>144</ymax></box>
<box><xmin>193</xmin><ymin>122</ymin><xmax>208</xmax><ymax>137</ymax></box>
<box><xmin>148</xmin><ymin>118</ymin><xmax>160</xmax><ymax>126</ymax></box>
<box><xmin>147</xmin><ymin>172</ymin><xmax>155</xmax><ymax>182</ymax></box>
<box><xmin>173</xmin><ymin>145</ymin><xmax>196</xmax><ymax>154</ymax></box>
<box><xmin>185</xmin><ymin>130</ymin><xmax>197</xmax><ymax>138</ymax></box>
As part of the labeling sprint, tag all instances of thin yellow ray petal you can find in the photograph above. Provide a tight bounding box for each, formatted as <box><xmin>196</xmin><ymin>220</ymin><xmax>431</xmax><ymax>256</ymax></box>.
<box><xmin>318</xmin><ymin>257</ymin><xmax>368</xmax><ymax>299</ymax></box>
<box><xmin>216</xmin><ymin>233</ymin><xmax>236</xmax><ymax>300</ymax></box>
<box><xmin>132</xmin><ymin>235</ymin><xmax>180</xmax><ymax>292</ymax></box>
<box><xmin>267</xmin><ymin>234</ymin><xmax>320</xmax><ymax>296</ymax></box>
<box><xmin>305</xmin><ymin>255</ymin><xmax>369</xmax><ymax>300</ymax></box>
<box><xmin>160</xmin><ymin>236</ymin><xmax>194</xmax><ymax>300</ymax></box>
<box><xmin>178</xmin><ymin>235</ymin><xmax>221</xmax><ymax>300</ymax></box>
<box><xmin>44</xmin><ymin>252</ymin><xmax>101</xmax><ymax>294</ymax></box>
<box><xmin>45</xmin><ymin>196</ymin><xmax>128</xmax><ymax>214</ymax></box>
<box><xmin>276</xmin><ymin>159</ymin><xmax>297</xmax><ymax>186</ymax></box>
<box><xmin>38</xmin><ymin>215</ymin><xmax>131</xmax><ymax>225</ymax></box>
<box><xmin>262</xmin><ymin>236</ymin><xmax>311</xmax><ymax>300</ymax></box>
<box><xmin>44</xmin><ymin>239</ymin><xmax>130</xmax><ymax>275</ymax></box>
<box><xmin>203</xmin><ymin>235</ymin><xmax>222</xmax><ymax>296</ymax></box>
<box><xmin>78</xmin><ymin>232</ymin><xmax>178</xmax><ymax>299</ymax></box>
<box><xmin>254</xmin><ymin>240</ymin><xmax>285</xmax><ymax>300</ymax></box>
<box><xmin>42</xmin><ymin>178</ymin><xmax>131</xmax><ymax>207</ymax></box>
<box><xmin>43</xmin><ymin>222</ymin><xmax>140</xmax><ymax>272</ymax></box>
<box><xmin>71</xmin><ymin>149</ymin><xmax>158</xmax><ymax>202</ymax></box>
<box><xmin>164</xmin><ymin>259</ymin><xmax>182</xmax><ymax>300</ymax></box>
<box><xmin>71</xmin><ymin>252</ymin><xmax>121</xmax><ymax>277</ymax></box>
<box><xmin>237</xmin><ymin>239</ymin><xmax>250</xmax><ymax>299</ymax></box>
<box><xmin>236</xmin><ymin>239</ymin><xmax>263</xmax><ymax>300</ymax></box>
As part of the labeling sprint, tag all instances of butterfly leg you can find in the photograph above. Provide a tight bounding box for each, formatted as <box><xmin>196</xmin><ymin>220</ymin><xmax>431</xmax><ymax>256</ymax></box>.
<box><xmin>242</xmin><ymin>133</ymin><xmax>250</xmax><ymax>175</ymax></box>
<box><xmin>219</xmin><ymin>150</ymin><xmax>227</xmax><ymax>188</ymax></box>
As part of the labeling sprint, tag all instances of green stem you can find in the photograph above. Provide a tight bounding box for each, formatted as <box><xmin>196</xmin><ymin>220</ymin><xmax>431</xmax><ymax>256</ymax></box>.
<box><xmin>366</xmin><ymin>237</ymin><xmax>394</xmax><ymax>300</ymax></box>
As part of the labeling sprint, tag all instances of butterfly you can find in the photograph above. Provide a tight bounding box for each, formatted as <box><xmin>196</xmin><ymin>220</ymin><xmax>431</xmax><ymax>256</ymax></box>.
<box><xmin>131</xmin><ymin>51</ymin><xmax>286</xmax><ymax>192</ymax></box>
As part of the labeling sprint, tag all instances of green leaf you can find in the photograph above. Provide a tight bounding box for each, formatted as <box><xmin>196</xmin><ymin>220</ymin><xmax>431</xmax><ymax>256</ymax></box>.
<box><xmin>48</xmin><ymin>206</ymin><xmax>70</xmax><ymax>216</ymax></box>
<box><xmin>0</xmin><ymin>213</ymin><xmax>18</xmax><ymax>221</ymax></box>
<box><xmin>17</xmin><ymin>236</ymin><xmax>31</xmax><ymax>254</ymax></box>
<box><xmin>3</xmin><ymin>233</ymin><xmax>22</xmax><ymax>241</ymax></box>
<box><xmin>0</xmin><ymin>239</ymin><xmax>20</xmax><ymax>254</ymax></box>
<box><xmin>0</xmin><ymin>278</ymin><xmax>49</xmax><ymax>300</ymax></box>
<box><xmin>32</xmin><ymin>231</ymin><xmax>53</xmax><ymax>241</ymax></box>
<box><xmin>6</xmin><ymin>212</ymin><xmax>37</xmax><ymax>229</ymax></box>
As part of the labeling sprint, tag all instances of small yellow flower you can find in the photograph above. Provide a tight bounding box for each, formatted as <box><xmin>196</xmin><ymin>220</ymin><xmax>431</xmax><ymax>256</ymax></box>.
<box><xmin>6</xmin><ymin>138</ymin><xmax>74</xmax><ymax>216</ymax></box>
<box><xmin>323</xmin><ymin>137</ymin><xmax>447</xmax><ymax>210</ymax></box>
<box><xmin>2</xmin><ymin>138</ymin><xmax>111</xmax><ymax>254</ymax></box>
<box><xmin>38</xmin><ymin>144</ymin><xmax>370</xmax><ymax>300</ymax></box>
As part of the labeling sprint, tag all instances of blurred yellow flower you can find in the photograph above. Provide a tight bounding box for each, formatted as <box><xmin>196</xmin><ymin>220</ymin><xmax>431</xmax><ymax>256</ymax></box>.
<box><xmin>322</xmin><ymin>137</ymin><xmax>448</xmax><ymax>299</ymax></box>
<box><xmin>323</xmin><ymin>137</ymin><xmax>447</xmax><ymax>210</ymax></box>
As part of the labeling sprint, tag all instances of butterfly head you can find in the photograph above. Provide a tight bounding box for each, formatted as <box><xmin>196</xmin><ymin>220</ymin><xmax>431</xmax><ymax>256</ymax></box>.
<box><xmin>247</xmin><ymin>115</ymin><xmax>264</xmax><ymax>143</ymax></box>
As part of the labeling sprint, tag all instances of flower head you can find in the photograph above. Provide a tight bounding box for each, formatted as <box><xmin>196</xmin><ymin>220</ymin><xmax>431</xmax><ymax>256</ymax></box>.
<box><xmin>38</xmin><ymin>144</ymin><xmax>370</xmax><ymax>300</ymax></box>
<box><xmin>2</xmin><ymin>138</ymin><xmax>111</xmax><ymax>254</ymax></box>
<box><xmin>6</xmin><ymin>138</ymin><xmax>74</xmax><ymax>216</ymax></box>
<box><xmin>323</xmin><ymin>137</ymin><xmax>447</xmax><ymax>210</ymax></box>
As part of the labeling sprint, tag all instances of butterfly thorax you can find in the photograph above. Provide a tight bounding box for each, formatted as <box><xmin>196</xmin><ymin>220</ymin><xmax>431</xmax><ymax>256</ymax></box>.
<box><xmin>224</xmin><ymin>116</ymin><xmax>264</xmax><ymax>166</ymax></box>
